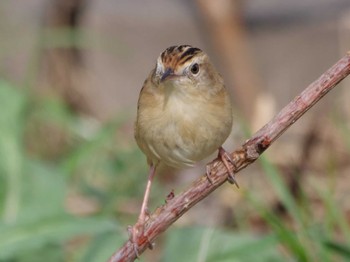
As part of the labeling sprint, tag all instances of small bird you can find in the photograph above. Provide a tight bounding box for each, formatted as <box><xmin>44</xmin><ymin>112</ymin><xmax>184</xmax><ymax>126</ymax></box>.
<box><xmin>132</xmin><ymin>45</ymin><xmax>237</xmax><ymax>248</ymax></box>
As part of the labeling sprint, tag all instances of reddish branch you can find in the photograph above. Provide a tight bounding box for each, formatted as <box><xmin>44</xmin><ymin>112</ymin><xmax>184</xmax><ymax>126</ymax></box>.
<box><xmin>108</xmin><ymin>53</ymin><xmax>350</xmax><ymax>262</ymax></box>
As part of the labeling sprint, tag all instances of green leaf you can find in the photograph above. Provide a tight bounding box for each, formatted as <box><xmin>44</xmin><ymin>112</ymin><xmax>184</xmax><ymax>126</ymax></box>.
<box><xmin>324</xmin><ymin>240</ymin><xmax>350</xmax><ymax>258</ymax></box>
<box><xmin>17</xmin><ymin>159</ymin><xmax>66</xmax><ymax>223</ymax></box>
<box><xmin>163</xmin><ymin>227</ymin><xmax>284</xmax><ymax>262</ymax></box>
<box><xmin>0</xmin><ymin>215</ymin><xmax>117</xmax><ymax>260</ymax></box>
<box><xmin>0</xmin><ymin>80</ymin><xmax>26</xmax><ymax>223</ymax></box>
<box><xmin>79</xmin><ymin>232</ymin><xmax>127</xmax><ymax>262</ymax></box>
<box><xmin>258</xmin><ymin>156</ymin><xmax>303</xmax><ymax>226</ymax></box>
<box><xmin>245</xmin><ymin>191</ymin><xmax>309</xmax><ymax>261</ymax></box>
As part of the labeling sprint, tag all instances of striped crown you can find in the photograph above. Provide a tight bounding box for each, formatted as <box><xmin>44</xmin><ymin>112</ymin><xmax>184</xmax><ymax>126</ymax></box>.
<box><xmin>159</xmin><ymin>45</ymin><xmax>203</xmax><ymax>69</ymax></box>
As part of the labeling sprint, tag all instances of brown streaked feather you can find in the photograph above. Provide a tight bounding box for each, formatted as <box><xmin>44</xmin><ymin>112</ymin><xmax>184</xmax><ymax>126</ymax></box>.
<box><xmin>160</xmin><ymin>45</ymin><xmax>203</xmax><ymax>69</ymax></box>
<box><xmin>179</xmin><ymin>47</ymin><xmax>201</xmax><ymax>60</ymax></box>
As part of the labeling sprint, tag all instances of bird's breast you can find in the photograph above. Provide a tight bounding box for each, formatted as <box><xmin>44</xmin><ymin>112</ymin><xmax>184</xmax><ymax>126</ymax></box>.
<box><xmin>136</xmin><ymin>89</ymin><xmax>232</xmax><ymax>168</ymax></box>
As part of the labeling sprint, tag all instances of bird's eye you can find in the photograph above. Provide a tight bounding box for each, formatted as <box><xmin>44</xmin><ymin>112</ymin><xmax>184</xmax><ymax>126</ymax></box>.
<box><xmin>190</xmin><ymin>63</ymin><xmax>199</xmax><ymax>75</ymax></box>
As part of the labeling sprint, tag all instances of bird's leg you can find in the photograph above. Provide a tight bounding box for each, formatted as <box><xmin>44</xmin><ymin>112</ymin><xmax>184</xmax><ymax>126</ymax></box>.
<box><xmin>130</xmin><ymin>163</ymin><xmax>157</xmax><ymax>256</ymax></box>
<box><xmin>218</xmin><ymin>146</ymin><xmax>239</xmax><ymax>188</ymax></box>
<box><xmin>138</xmin><ymin>164</ymin><xmax>156</xmax><ymax>224</ymax></box>
<box><xmin>206</xmin><ymin>147</ymin><xmax>239</xmax><ymax>187</ymax></box>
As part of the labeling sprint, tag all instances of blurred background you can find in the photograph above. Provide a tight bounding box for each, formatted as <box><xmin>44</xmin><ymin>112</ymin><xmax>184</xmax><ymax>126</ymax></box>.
<box><xmin>1</xmin><ymin>0</ymin><xmax>350</xmax><ymax>261</ymax></box>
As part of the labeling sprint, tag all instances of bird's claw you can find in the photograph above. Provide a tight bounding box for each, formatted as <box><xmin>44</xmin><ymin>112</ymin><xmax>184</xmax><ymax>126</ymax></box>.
<box><xmin>218</xmin><ymin>147</ymin><xmax>239</xmax><ymax>188</ymax></box>
<box><xmin>205</xmin><ymin>164</ymin><xmax>214</xmax><ymax>184</ymax></box>
<box><xmin>128</xmin><ymin>225</ymin><xmax>141</xmax><ymax>257</ymax></box>
<box><xmin>128</xmin><ymin>220</ymin><xmax>154</xmax><ymax>258</ymax></box>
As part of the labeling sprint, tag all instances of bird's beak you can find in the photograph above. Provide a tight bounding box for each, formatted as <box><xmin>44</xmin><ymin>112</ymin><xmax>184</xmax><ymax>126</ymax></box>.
<box><xmin>160</xmin><ymin>68</ymin><xmax>175</xmax><ymax>82</ymax></box>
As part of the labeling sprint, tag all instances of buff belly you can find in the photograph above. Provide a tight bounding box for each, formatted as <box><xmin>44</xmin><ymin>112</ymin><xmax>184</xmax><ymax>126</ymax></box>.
<box><xmin>136</xmin><ymin>94</ymin><xmax>232</xmax><ymax>168</ymax></box>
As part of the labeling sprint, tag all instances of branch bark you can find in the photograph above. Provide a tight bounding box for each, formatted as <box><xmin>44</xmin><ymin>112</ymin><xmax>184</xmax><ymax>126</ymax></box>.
<box><xmin>108</xmin><ymin>53</ymin><xmax>350</xmax><ymax>262</ymax></box>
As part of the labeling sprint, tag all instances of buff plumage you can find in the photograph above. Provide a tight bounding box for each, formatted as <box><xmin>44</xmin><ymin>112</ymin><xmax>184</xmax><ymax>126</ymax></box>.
<box><xmin>131</xmin><ymin>45</ymin><xmax>236</xmax><ymax>254</ymax></box>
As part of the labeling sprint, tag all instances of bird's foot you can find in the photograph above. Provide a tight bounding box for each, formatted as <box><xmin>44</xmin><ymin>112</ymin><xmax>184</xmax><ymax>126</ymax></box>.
<box><xmin>218</xmin><ymin>147</ymin><xmax>239</xmax><ymax>188</ymax></box>
<box><xmin>128</xmin><ymin>210</ymin><xmax>153</xmax><ymax>257</ymax></box>
<box><xmin>205</xmin><ymin>164</ymin><xmax>214</xmax><ymax>184</ymax></box>
<box><xmin>128</xmin><ymin>224</ymin><xmax>142</xmax><ymax>257</ymax></box>
<box><xmin>206</xmin><ymin>147</ymin><xmax>239</xmax><ymax>187</ymax></box>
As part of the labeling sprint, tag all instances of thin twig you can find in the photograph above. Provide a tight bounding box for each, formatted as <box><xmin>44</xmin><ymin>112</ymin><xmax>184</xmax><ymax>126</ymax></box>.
<box><xmin>108</xmin><ymin>53</ymin><xmax>350</xmax><ymax>262</ymax></box>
